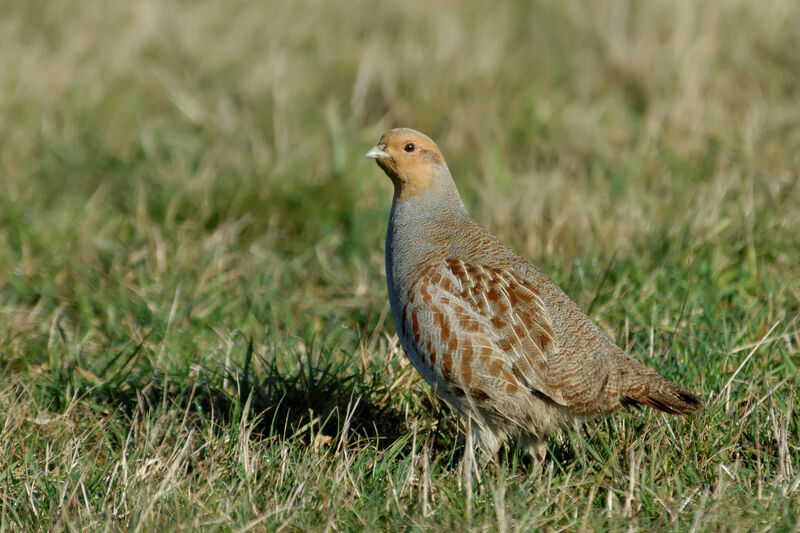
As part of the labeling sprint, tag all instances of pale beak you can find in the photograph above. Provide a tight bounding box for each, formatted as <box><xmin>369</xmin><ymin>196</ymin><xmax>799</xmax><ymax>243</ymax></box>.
<box><xmin>365</xmin><ymin>144</ymin><xmax>391</xmax><ymax>159</ymax></box>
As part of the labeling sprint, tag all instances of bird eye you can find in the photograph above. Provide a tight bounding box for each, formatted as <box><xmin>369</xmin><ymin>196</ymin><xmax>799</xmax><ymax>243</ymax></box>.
<box><xmin>403</xmin><ymin>143</ymin><xmax>416</xmax><ymax>153</ymax></box>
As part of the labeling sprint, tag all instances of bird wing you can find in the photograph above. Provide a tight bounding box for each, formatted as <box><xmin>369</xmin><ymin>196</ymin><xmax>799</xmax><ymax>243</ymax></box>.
<box><xmin>401</xmin><ymin>258</ymin><xmax>569</xmax><ymax>407</ymax></box>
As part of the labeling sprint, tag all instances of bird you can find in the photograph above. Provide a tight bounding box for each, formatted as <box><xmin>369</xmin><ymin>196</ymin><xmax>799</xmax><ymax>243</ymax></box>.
<box><xmin>365</xmin><ymin>128</ymin><xmax>703</xmax><ymax>460</ymax></box>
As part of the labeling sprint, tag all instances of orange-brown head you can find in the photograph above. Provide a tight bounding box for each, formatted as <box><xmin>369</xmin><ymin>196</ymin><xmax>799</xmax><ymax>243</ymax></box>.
<box><xmin>366</xmin><ymin>128</ymin><xmax>451</xmax><ymax>202</ymax></box>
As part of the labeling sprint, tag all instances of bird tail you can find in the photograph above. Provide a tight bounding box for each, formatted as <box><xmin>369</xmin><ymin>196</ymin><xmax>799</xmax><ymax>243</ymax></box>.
<box><xmin>620</xmin><ymin>372</ymin><xmax>703</xmax><ymax>415</ymax></box>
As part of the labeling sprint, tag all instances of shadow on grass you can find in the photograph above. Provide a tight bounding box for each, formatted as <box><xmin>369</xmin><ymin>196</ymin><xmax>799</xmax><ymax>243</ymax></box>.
<box><xmin>36</xmin><ymin>335</ymin><xmax>458</xmax><ymax>453</ymax></box>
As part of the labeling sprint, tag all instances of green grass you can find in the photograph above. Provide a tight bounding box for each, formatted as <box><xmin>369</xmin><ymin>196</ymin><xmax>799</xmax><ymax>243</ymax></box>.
<box><xmin>1</xmin><ymin>0</ymin><xmax>799</xmax><ymax>530</ymax></box>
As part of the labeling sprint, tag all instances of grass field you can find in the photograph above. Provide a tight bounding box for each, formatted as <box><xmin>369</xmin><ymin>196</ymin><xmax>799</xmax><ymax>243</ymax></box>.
<box><xmin>1</xmin><ymin>0</ymin><xmax>799</xmax><ymax>530</ymax></box>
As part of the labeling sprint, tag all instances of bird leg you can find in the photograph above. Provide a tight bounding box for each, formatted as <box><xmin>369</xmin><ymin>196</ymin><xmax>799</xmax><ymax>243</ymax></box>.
<box><xmin>519</xmin><ymin>433</ymin><xmax>548</xmax><ymax>462</ymax></box>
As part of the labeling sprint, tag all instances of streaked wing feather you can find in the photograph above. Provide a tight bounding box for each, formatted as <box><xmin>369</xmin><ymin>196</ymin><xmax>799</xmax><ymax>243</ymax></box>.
<box><xmin>402</xmin><ymin>258</ymin><xmax>567</xmax><ymax>406</ymax></box>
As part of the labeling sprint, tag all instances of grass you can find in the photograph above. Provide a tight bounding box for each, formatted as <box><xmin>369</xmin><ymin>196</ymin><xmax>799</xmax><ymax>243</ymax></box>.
<box><xmin>1</xmin><ymin>0</ymin><xmax>799</xmax><ymax>530</ymax></box>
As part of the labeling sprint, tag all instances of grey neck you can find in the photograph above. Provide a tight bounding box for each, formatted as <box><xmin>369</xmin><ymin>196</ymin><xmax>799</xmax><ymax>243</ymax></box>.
<box><xmin>385</xmin><ymin>169</ymin><xmax>469</xmax><ymax>293</ymax></box>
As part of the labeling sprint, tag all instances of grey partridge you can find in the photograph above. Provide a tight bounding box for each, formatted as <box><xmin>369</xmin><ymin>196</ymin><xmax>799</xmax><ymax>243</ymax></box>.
<box><xmin>366</xmin><ymin>128</ymin><xmax>702</xmax><ymax>460</ymax></box>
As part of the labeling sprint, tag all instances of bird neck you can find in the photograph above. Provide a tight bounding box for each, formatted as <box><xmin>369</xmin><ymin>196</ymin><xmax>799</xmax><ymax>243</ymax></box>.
<box><xmin>385</xmin><ymin>170</ymin><xmax>470</xmax><ymax>293</ymax></box>
<box><xmin>390</xmin><ymin>164</ymin><xmax>466</xmax><ymax>217</ymax></box>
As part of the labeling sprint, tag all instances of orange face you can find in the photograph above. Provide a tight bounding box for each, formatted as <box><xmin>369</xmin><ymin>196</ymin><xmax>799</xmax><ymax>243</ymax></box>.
<box><xmin>366</xmin><ymin>128</ymin><xmax>447</xmax><ymax>201</ymax></box>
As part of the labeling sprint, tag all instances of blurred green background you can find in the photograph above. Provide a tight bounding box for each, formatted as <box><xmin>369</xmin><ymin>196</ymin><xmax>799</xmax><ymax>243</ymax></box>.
<box><xmin>1</xmin><ymin>0</ymin><xmax>798</xmax><ymax>530</ymax></box>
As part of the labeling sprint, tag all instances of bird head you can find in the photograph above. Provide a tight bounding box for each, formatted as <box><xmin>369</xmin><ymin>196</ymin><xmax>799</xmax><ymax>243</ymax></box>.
<box><xmin>366</xmin><ymin>128</ymin><xmax>450</xmax><ymax>202</ymax></box>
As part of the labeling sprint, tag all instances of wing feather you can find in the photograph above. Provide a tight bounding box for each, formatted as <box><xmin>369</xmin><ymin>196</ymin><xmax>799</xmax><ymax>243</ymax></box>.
<box><xmin>402</xmin><ymin>258</ymin><xmax>567</xmax><ymax>406</ymax></box>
